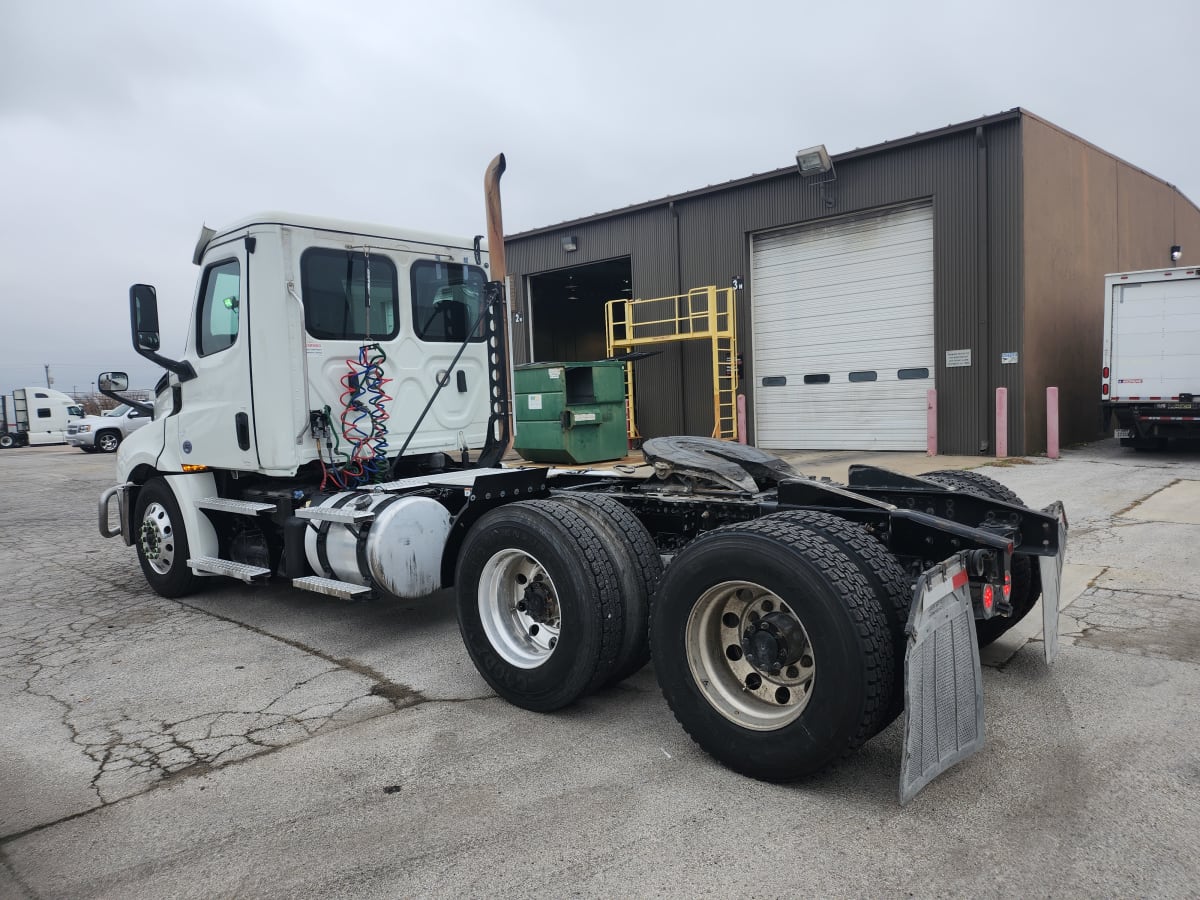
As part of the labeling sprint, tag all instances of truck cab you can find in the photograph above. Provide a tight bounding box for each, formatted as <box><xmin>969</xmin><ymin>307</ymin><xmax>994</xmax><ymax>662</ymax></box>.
<box><xmin>120</xmin><ymin>213</ymin><xmax>496</xmax><ymax>479</ymax></box>
<box><xmin>0</xmin><ymin>387</ymin><xmax>84</xmax><ymax>448</ymax></box>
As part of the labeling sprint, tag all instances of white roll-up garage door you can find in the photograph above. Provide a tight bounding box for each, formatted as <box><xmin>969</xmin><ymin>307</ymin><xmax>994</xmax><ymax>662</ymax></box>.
<box><xmin>750</xmin><ymin>203</ymin><xmax>934</xmax><ymax>450</ymax></box>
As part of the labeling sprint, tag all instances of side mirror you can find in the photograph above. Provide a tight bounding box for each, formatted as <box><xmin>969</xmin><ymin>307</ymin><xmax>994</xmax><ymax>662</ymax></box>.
<box><xmin>98</xmin><ymin>372</ymin><xmax>129</xmax><ymax>392</ymax></box>
<box><xmin>126</xmin><ymin>283</ymin><xmax>196</xmax><ymax>382</ymax></box>
<box><xmin>130</xmin><ymin>284</ymin><xmax>161</xmax><ymax>352</ymax></box>
<box><xmin>96</xmin><ymin>370</ymin><xmax>151</xmax><ymax>416</ymax></box>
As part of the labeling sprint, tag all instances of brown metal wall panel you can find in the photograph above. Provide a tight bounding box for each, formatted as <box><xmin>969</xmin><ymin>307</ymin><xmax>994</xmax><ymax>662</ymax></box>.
<box><xmin>506</xmin><ymin>118</ymin><xmax>1025</xmax><ymax>454</ymax></box>
<box><xmin>1020</xmin><ymin>114</ymin><xmax>1200</xmax><ymax>452</ymax></box>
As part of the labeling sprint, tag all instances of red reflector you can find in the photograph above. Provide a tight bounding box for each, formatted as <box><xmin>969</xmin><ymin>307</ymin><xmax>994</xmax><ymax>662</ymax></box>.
<box><xmin>1004</xmin><ymin>572</ymin><xmax>1012</xmax><ymax>599</ymax></box>
<box><xmin>982</xmin><ymin>584</ymin><xmax>994</xmax><ymax>612</ymax></box>
<box><xmin>1102</xmin><ymin>366</ymin><xmax>1109</xmax><ymax>378</ymax></box>
<box><xmin>1102</xmin><ymin>384</ymin><xmax>1109</xmax><ymax>395</ymax></box>
<box><xmin>951</xmin><ymin>570</ymin><xmax>968</xmax><ymax>590</ymax></box>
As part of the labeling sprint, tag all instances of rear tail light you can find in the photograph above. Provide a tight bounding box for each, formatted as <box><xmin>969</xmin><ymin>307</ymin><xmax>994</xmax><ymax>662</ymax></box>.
<box><xmin>1103</xmin><ymin>384</ymin><xmax>1109</xmax><ymax>396</ymax></box>
<box><xmin>1102</xmin><ymin>366</ymin><xmax>1109</xmax><ymax>378</ymax></box>
<box><xmin>982</xmin><ymin>584</ymin><xmax>995</xmax><ymax>614</ymax></box>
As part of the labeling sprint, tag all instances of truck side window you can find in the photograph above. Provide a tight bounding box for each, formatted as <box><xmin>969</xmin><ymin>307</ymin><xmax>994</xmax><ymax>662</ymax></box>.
<box><xmin>300</xmin><ymin>249</ymin><xmax>399</xmax><ymax>340</ymax></box>
<box><xmin>410</xmin><ymin>260</ymin><xmax>486</xmax><ymax>343</ymax></box>
<box><xmin>197</xmin><ymin>259</ymin><xmax>242</xmax><ymax>356</ymax></box>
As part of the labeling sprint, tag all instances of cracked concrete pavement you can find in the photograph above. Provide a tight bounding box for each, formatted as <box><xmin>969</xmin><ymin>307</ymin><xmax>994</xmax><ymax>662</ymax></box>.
<box><xmin>2</xmin><ymin>439</ymin><xmax>1200</xmax><ymax>898</ymax></box>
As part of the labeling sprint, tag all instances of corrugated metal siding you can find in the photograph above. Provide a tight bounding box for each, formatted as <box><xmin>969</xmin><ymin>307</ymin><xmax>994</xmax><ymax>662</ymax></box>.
<box><xmin>505</xmin><ymin>119</ymin><xmax>1025</xmax><ymax>454</ymax></box>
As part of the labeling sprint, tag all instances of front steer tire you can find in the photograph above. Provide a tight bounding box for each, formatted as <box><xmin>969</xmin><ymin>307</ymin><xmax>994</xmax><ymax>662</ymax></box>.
<box><xmin>134</xmin><ymin>478</ymin><xmax>198</xmax><ymax>599</ymax></box>
<box><xmin>455</xmin><ymin>500</ymin><xmax>625</xmax><ymax>712</ymax></box>
<box><xmin>650</xmin><ymin>517</ymin><xmax>894</xmax><ymax>782</ymax></box>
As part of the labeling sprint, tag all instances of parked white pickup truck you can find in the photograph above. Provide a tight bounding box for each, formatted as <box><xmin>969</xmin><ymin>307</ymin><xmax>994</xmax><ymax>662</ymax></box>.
<box><xmin>67</xmin><ymin>403</ymin><xmax>152</xmax><ymax>453</ymax></box>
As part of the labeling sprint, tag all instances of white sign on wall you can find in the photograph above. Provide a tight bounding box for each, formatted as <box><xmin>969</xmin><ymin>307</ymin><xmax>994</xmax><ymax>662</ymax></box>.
<box><xmin>945</xmin><ymin>349</ymin><xmax>972</xmax><ymax>368</ymax></box>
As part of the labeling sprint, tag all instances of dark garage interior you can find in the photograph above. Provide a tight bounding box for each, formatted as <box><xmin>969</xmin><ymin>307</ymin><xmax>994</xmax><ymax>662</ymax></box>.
<box><xmin>528</xmin><ymin>257</ymin><xmax>631</xmax><ymax>363</ymax></box>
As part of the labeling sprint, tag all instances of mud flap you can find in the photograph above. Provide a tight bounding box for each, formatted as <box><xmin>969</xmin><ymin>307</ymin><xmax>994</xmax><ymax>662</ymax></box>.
<box><xmin>1039</xmin><ymin>501</ymin><xmax>1069</xmax><ymax>664</ymax></box>
<box><xmin>899</xmin><ymin>555</ymin><xmax>984</xmax><ymax>805</ymax></box>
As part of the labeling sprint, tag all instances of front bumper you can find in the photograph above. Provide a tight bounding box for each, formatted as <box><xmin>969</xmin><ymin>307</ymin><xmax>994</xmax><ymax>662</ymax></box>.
<box><xmin>99</xmin><ymin>483</ymin><xmax>134</xmax><ymax>543</ymax></box>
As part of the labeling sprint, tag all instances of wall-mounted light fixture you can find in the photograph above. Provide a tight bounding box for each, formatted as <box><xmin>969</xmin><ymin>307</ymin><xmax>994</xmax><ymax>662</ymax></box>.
<box><xmin>795</xmin><ymin>144</ymin><xmax>833</xmax><ymax>177</ymax></box>
<box><xmin>1171</xmin><ymin>245</ymin><xmax>1182</xmax><ymax>263</ymax></box>
<box><xmin>561</xmin><ymin>235</ymin><xmax>579</xmax><ymax>252</ymax></box>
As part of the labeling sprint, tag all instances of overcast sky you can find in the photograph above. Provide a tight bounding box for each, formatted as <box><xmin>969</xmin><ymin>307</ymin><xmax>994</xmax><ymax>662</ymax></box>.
<box><xmin>1</xmin><ymin>0</ymin><xmax>1196</xmax><ymax>400</ymax></box>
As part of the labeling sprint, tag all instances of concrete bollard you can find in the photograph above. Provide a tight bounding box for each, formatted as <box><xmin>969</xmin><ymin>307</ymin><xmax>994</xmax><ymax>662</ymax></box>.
<box><xmin>926</xmin><ymin>389</ymin><xmax>937</xmax><ymax>456</ymax></box>
<box><xmin>1047</xmin><ymin>386</ymin><xmax>1059</xmax><ymax>459</ymax></box>
<box><xmin>996</xmin><ymin>387</ymin><xmax>1008</xmax><ymax>458</ymax></box>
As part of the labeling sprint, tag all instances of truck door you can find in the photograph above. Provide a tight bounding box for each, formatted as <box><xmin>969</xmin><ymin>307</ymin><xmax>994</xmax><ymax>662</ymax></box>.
<box><xmin>175</xmin><ymin>244</ymin><xmax>258</xmax><ymax>469</ymax></box>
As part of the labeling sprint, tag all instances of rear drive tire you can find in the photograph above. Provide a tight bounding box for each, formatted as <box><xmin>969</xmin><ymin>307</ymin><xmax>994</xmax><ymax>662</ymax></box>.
<box><xmin>920</xmin><ymin>469</ymin><xmax>1039</xmax><ymax>646</ymax></box>
<box><xmin>134</xmin><ymin>478</ymin><xmax>198</xmax><ymax>598</ymax></box>
<box><xmin>554</xmin><ymin>492</ymin><xmax>662</xmax><ymax>685</ymax></box>
<box><xmin>97</xmin><ymin>430</ymin><xmax>122</xmax><ymax>453</ymax></box>
<box><xmin>763</xmin><ymin>510</ymin><xmax>910</xmax><ymax>734</ymax></box>
<box><xmin>455</xmin><ymin>500</ymin><xmax>624</xmax><ymax>712</ymax></box>
<box><xmin>650</xmin><ymin>517</ymin><xmax>893</xmax><ymax>782</ymax></box>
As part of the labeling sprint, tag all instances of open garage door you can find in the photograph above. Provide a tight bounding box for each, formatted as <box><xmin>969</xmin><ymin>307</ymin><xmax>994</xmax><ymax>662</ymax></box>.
<box><xmin>750</xmin><ymin>203</ymin><xmax>934</xmax><ymax>450</ymax></box>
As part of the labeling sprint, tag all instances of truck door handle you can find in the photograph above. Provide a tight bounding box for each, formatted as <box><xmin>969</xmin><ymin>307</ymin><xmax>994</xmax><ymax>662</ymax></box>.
<box><xmin>457</xmin><ymin>371</ymin><xmax>468</xmax><ymax>393</ymax></box>
<box><xmin>235</xmin><ymin>412</ymin><xmax>250</xmax><ymax>450</ymax></box>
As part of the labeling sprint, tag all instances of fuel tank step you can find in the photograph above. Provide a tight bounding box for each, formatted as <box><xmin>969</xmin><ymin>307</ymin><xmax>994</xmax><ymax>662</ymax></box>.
<box><xmin>295</xmin><ymin>506</ymin><xmax>376</xmax><ymax>524</ymax></box>
<box><xmin>291</xmin><ymin>576</ymin><xmax>373</xmax><ymax>600</ymax></box>
<box><xmin>196</xmin><ymin>498</ymin><xmax>277</xmax><ymax>515</ymax></box>
<box><xmin>187</xmin><ymin>556</ymin><xmax>272</xmax><ymax>582</ymax></box>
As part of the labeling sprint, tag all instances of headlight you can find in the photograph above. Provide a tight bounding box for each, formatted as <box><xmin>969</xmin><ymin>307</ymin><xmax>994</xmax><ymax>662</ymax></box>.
<box><xmin>78</xmin><ymin>425</ymin><xmax>91</xmax><ymax>433</ymax></box>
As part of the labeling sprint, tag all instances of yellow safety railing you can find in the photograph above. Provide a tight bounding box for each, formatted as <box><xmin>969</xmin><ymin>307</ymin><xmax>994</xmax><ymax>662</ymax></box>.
<box><xmin>605</xmin><ymin>285</ymin><xmax>739</xmax><ymax>442</ymax></box>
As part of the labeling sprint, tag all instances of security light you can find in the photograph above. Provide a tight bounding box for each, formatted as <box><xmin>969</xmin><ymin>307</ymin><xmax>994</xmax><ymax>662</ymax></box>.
<box><xmin>1171</xmin><ymin>245</ymin><xmax>1182</xmax><ymax>262</ymax></box>
<box><xmin>795</xmin><ymin>145</ymin><xmax>833</xmax><ymax>177</ymax></box>
<box><xmin>561</xmin><ymin>235</ymin><xmax>578</xmax><ymax>252</ymax></box>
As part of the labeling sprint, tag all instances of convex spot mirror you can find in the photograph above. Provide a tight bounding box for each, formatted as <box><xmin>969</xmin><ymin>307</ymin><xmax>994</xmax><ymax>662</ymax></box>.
<box><xmin>130</xmin><ymin>284</ymin><xmax>161</xmax><ymax>352</ymax></box>
<box><xmin>98</xmin><ymin>372</ymin><xmax>129</xmax><ymax>392</ymax></box>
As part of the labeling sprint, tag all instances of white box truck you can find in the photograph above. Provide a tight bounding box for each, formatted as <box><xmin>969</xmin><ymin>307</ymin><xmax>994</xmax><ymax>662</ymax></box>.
<box><xmin>0</xmin><ymin>387</ymin><xmax>85</xmax><ymax>448</ymax></box>
<box><xmin>1102</xmin><ymin>266</ymin><xmax>1200</xmax><ymax>449</ymax></box>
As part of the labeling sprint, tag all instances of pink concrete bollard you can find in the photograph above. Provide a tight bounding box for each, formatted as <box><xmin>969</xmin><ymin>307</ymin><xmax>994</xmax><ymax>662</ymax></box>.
<box><xmin>926</xmin><ymin>389</ymin><xmax>937</xmax><ymax>456</ymax></box>
<box><xmin>995</xmin><ymin>387</ymin><xmax>1008</xmax><ymax>458</ymax></box>
<box><xmin>737</xmin><ymin>394</ymin><xmax>748</xmax><ymax>444</ymax></box>
<box><xmin>1047</xmin><ymin>387</ymin><xmax>1059</xmax><ymax>459</ymax></box>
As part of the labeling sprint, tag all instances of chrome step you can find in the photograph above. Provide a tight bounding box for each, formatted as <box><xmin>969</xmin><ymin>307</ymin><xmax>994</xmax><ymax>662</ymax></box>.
<box><xmin>295</xmin><ymin>506</ymin><xmax>375</xmax><ymax>524</ymax></box>
<box><xmin>292</xmin><ymin>576</ymin><xmax>373</xmax><ymax>599</ymax></box>
<box><xmin>197</xmin><ymin>497</ymin><xmax>276</xmax><ymax>515</ymax></box>
<box><xmin>188</xmin><ymin>556</ymin><xmax>272</xmax><ymax>582</ymax></box>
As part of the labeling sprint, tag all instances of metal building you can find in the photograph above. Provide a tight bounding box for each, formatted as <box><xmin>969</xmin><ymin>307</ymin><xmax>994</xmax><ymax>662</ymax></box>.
<box><xmin>503</xmin><ymin>109</ymin><xmax>1200</xmax><ymax>455</ymax></box>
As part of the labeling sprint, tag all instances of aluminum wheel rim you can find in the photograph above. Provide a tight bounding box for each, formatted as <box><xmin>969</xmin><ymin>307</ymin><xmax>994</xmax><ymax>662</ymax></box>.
<box><xmin>139</xmin><ymin>501</ymin><xmax>176</xmax><ymax>575</ymax></box>
<box><xmin>99</xmin><ymin>433</ymin><xmax>119</xmax><ymax>451</ymax></box>
<box><xmin>478</xmin><ymin>548</ymin><xmax>561</xmax><ymax>669</ymax></box>
<box><xmin>685</xmin><ymin>580</ymin><xmax>815</xmax><ymax>731</ymax></box>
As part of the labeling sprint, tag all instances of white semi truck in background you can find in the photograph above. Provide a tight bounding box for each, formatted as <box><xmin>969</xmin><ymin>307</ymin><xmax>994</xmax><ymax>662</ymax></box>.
<box><xmin>94</xmin><ymin>155</ymin><xmax>1066</xmax><ymax>803</ymax></box>
<box><xmin>1102</xmin><ymin>266</ymin><xmax>1200</xmax><ymax>449</ymax></box>
<box><xmin>0</xmin><ymin>387</ymin><xmax>84</xmax><ymax>448</ymax></box>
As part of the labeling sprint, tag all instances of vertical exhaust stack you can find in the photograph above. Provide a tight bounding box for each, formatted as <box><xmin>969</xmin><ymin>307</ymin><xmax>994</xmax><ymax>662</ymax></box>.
<box><xmin>484</xmin><ymin>154</ymin><xmax>508</xmax><ymax>282</ymax></box>
<box><xmin>484</xmin><ymin>153</ymin><xmax>514</xmax><ymax>454</ymax></box>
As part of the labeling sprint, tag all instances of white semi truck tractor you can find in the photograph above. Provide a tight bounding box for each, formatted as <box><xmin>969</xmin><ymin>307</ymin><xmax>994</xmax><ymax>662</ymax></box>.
<box><xmin>96</xmin><ymin>155</ymin><xmax>1067</xmax><ymax>802</ymax></box>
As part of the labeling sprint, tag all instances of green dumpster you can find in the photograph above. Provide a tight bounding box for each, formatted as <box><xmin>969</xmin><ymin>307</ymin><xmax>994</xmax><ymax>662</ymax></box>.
<box><xmin>512</xmin><ymin>361</ymin><xmax>628</xmax><ymax>464</ymax></box>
